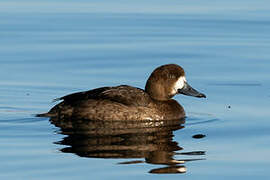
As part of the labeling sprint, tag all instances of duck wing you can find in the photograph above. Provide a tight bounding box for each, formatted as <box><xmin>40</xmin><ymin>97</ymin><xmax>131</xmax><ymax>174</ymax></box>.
<box><xmin>54</xmin><ymin>86</ymin><xmax>111</xmax><ymax>102</ymax></box>
<box><xmin>55</xmin><ymin>85</ymin><xmax>151</xmax><ymax>107</ymax></box>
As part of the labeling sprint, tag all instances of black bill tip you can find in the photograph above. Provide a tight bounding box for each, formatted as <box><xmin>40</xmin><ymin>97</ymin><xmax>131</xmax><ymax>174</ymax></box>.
<box><xmin>196</xmin><ymin>93</ymin><xmax>206</xmax><ymax>98</ymax></box>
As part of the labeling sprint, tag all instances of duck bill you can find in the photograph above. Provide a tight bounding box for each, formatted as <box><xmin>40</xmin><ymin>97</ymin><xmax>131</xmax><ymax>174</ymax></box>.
<box><xmin>177</xmin><ymin>82</ymin><xmax>206</xmax><ymax>98</ymax></box>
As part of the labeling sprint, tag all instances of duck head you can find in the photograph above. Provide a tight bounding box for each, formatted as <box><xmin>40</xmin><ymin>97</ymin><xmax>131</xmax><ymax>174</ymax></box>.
<box><xmin>145</xmin><ymin>64</ymin><xmax>206</xmax><ymax>101</ymax></box>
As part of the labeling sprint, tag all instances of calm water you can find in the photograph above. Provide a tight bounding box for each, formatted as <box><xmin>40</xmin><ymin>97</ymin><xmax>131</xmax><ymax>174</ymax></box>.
<box><xmin>1</xmin><ymin>1</ymin><xmax>270</xmax><ymax>179</ymax></box>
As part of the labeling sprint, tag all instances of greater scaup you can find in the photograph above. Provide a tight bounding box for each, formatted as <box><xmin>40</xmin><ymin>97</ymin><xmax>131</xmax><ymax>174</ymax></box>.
<box><xmin>37</xmin><ymin>64</ymin><xmax>206</xmax><ymax>120</ymax></box>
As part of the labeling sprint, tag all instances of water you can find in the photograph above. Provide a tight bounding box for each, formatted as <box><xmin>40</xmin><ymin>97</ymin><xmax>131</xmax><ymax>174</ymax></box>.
<box><xmin>1</xmin><ymin>0</ymin><xmax>270</xmax><ymax>179</ymax></box>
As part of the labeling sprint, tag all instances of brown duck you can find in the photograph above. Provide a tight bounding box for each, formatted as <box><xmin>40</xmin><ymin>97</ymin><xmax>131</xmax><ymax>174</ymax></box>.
<box><xmin>37</xmin><ymin>64</ymin><xmax>206</xmax><ymax>121</ymax></box>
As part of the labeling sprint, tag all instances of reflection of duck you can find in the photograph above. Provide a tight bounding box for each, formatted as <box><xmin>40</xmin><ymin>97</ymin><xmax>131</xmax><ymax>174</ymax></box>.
<box><xmin>51</xmin><ymin>115</ymin><xmax>205</xmax><ymax>174</ymax></box>
<box><xmin>37</xmin><ymin>64</ymin><xmax>205</xmax><ymax>121</ymax></box>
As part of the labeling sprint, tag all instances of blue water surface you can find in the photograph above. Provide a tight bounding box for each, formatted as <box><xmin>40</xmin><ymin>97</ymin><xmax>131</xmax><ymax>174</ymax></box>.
<box><xmin>1</xmin><ymin>0</ymin><xmax>270</xmax><ymax>179</ymax></box>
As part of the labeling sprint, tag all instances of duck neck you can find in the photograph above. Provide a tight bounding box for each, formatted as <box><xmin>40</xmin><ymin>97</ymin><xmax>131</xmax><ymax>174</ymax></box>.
<box><xmin>145</xmin><ymin>82</ymin><xmax>173</xmax><ymax>101</ymax></box>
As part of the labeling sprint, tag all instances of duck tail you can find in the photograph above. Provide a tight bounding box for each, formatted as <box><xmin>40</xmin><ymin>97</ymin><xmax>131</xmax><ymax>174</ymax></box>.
<box><xmin>36</xmin><ymin>112</ymin><xmax>54</xmax><ymax>117</ymax></box>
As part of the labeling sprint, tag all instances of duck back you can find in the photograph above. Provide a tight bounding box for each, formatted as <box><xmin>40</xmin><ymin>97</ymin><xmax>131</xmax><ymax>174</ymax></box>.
<box><xmin>38</xmin><ymin>85</ymin><xmax>185</xmax><ymax>121</ymax></box>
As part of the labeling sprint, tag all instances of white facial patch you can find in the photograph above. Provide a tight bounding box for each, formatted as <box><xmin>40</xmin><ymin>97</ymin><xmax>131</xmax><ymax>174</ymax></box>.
<box><xmin>172</xmin><ymin>76</ymin><xmax>186</xmax><ymax>94</ymax></box>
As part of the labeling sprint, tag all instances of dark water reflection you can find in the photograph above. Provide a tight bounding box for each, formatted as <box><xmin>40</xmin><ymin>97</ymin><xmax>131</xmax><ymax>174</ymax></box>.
<box><xmin>50</xmin><ymin>117</ymin><xmax>205</xmax><ymax>174</ymax></box>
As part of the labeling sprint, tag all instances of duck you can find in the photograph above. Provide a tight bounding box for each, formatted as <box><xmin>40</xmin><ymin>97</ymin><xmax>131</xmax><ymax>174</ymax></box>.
<box><xmin>37</xmin><ymin>64</ymin><xmax>206</xmax><ymax>121</ymax></box>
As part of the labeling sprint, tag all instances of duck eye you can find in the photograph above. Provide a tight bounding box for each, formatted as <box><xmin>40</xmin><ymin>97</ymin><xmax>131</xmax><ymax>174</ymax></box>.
<box><xmin>168</xmin><ymin>74</ymin><xmax>176</xmax><ymax>79</ymax></box>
